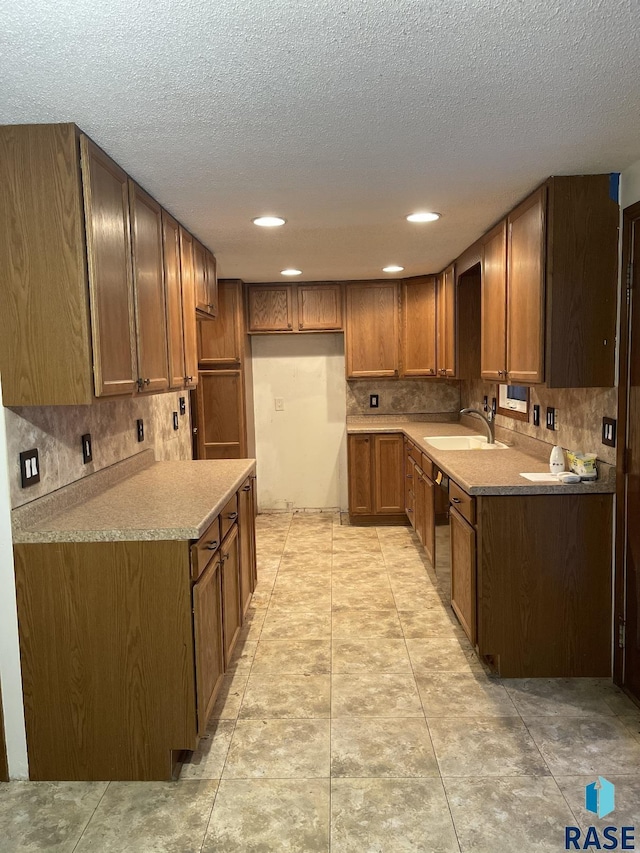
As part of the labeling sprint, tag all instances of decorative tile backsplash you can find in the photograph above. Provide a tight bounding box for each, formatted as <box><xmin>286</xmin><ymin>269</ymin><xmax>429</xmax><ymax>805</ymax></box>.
<box><xmin>461</xmin><ymin>379</ymin><xmax>617</xmax><ymax>466</ymax></box>
<box><xmin>5</xmin><ymin>391</ymin><xmax>192</xmax><ymax>508</ymax></box>
<box><xmin>346</xmin><ymin>380</ymin><xmax>461</xmax><ymax>416</ymax></box>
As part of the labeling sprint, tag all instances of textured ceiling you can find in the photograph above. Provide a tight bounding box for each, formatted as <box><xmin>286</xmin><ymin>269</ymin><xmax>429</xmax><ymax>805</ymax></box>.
<box><xmin>2</xmin><ymin>0</ymin><xmax>640</xmax><ymax>281</ymax></box>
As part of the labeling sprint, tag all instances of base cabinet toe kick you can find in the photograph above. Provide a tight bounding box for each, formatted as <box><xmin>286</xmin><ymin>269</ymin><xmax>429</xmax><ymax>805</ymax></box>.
<box><xmin>13</xmin><ymin>474</ymin><xmax>257</xmax><ymax>782</ymax></box>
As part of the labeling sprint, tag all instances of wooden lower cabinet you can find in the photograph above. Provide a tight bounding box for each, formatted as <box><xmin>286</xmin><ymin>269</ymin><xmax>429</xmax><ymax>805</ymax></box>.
<box><xmin>194</xmin><ymin>370</ymin><xmax>246</xmax><ymax>458</ymax></box>
<box><xmin>348</xmin><ymin>433</ymin><xmax>405</xmax><ymax>522</ymax></box>
<box><xmin>193</xmin><ymin>554</ymin><xmax>225</xmax><ymax>737</ymax></box>
<box><xmin>348</xmin><ymin>434</ymin><xmax>373</xmax><ymax>515</ymax></box>
<box><xmin>450</xmin><ymin>505</ymin><xmax>477</xmax><ymax>644</ymax></box>
<box><xmin>221</xmin><ymin>524</ymin><xmax>242</xmax><ymax>667</ymax></box>
<box><xmin>238</xmin><ymin>476</ymin><xmax>257</xmax><ymax>618</ymax></box>
<box><xmin>373</xmin><ymin>434</ymin><xmax>404</xmax><ymax>514</ymax></box>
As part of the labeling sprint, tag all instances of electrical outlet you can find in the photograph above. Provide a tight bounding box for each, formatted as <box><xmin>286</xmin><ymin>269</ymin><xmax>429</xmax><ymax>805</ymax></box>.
<box><xmin>19</xmin><ymin>448</ymin><xmax>40</xmax><ymax>488</ymax></box>
<box><xmin>533</xmin><ymin>404</ymin><xmax>540</xmax><ymax>427</ymax></box>
<box><xmin>179</xmin><ymin>396</ymin><xmax>186</xmax><ymax>416</ymax></box>
<box><xmin>602</xmin><ymin>417</ymin><xmax>617</xmax><ymax>447</ymax></box>
<box><xmin>546</xmin><ymin>407</ymin><xmax>558</xmax><ymax>430</ymax></box>
<box><xmin>274</xmin><ymin>397</ymin><xmax>285</xmax><ymax>411</ymax></box>
<box><xmin>81</xmin><ymin>433</ymin><xmax>92</xmax><ymax>464</ymax></box>
<box><xmin>370</xmin><ymin>394</ymin><xmax>379</xmax><ymax>408</ymax></box>
<box><xmin>137</xmin><ymin>419</ymin><xmax>144</xmax><ymax>442</ymax></box>
<box><xmin>173</xmin><ymin>411</ymin><xmax>179</xmax><ymax>430</ymax></box>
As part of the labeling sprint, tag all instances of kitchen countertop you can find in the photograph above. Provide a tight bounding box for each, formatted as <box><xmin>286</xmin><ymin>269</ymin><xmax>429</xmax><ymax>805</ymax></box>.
<box><xmin>346</xmin><ymin>418</ymin><xmax>615</xmax><ymax>496</ymax></box>
<box><xmin>12</xmin><ymin>451</ymin><xmax>256</xmax><ymax>543</ymax></box>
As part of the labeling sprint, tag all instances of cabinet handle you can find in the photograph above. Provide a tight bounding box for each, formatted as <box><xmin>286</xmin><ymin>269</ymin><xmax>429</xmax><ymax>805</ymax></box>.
<box><xmin>406</xmin><ymin>474</ymin><xmax>413</xmax><ymax>479</ymax></box>
<box><xmin>222</xmin><ymin>551</ymin><xmax>230</xmax><ymax>560</ymax></box>
<box><xmin>428</xmin><ymin>368</ymin><xmax>435</xmax><ymax>375</ymax></box>
<box><xmin>242</xmin><ymin>484</ymin><xmax>251</xmax><ymax>492</ymax></box>
<box><xmin>227</xmin><ymin>511</ymin><xmax>238</xmax><ymax>521</ymax></box>
<box><xmin>451</xmin><ymin>497</ymin><xmax>462</xmax><ymax>504</ymax></box>
<box><xmin>185</xmin><ymin>375</ymin><xmax>193</xmax><ymax>383</ymax></box>
<box><xmin>144</xmin><ymin>378</ymin><xmax>150</xmax><ymax>386</ymax></box>
<box><xmin>205</xmin><ymin>540</ymin><xmax>219</xmax><ymax>550</ymax></box>
<box><xmin>288</xmin><ymin>322</ymin><xmax>292</xmax><ymax>329</ymax></box>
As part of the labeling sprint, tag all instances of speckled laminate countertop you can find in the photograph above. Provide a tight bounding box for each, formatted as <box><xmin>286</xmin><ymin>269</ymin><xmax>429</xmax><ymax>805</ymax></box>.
<box><xmin>346</xmin><ymin>418</ymin><xmax>615</xmax><ymax>496</ymax></box>
<box><xmin>12</xmin><ymin>451</ymin><xmax>256</xmax><ymax>543</ymax></box>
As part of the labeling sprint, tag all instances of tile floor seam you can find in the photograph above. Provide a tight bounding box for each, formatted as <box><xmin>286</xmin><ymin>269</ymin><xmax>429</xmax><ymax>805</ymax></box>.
<box><xmin>70</xmin><ymin>780</ymin><xmax>112</xmax><ymax>853</ymax></box>
<box><xmin>198</xmin><ymin>783</ymin><xmax>221</xmax><ymax>853</ymax></box>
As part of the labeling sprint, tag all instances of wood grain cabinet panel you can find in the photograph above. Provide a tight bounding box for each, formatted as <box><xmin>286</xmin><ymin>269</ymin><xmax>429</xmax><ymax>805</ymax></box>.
<box><xmin>450</xmin><ymin>505</ymin><xmax>477</xmax><ymax>644</ymax></box>
<box><xmin>204</xmin><ymin>249</ymin><xmax>219</xmax><ymax>318</ymax></box>
<box><xmin>163</xmin><ymin>212</ymin><xmax>188</xmax><ymax>389</ymax></box>
<box><xmin>195</xmin><ymin>370</ymin><xmax>245</xmax><ymax>459</ymax></box>
<box><xmin>348</xmin><ymin>434</ymin><xmax>373</xmax><ymax>515</ymax></box>
<box><xmin>297</xmin><ymin>283</ymin><xmax>343</xmax><ymax>330</ymax></box>
<box><xmin>248</xmin><ymin>285</ymin><xmax>294</xmax><ymax>331</ymax></box>
<box><xmin>373</xmin><ymin>433</ymin><xmax>404</xmax><ymax>514</ymax></box>
<box><xmin>179</xmin><ymin>228</ymin><xmax>198</xmax><ymax>388</ymax></box>
<box><xmin>345</xmin><ymin>282</ymin><xmax>399</xmax><ymax>378</ymax></box>
<box><xmin>481</xmin><ymin>221</ymin><xmax>508</xmax><ymax>381</ymax></box>
<box><xmin>436</xmin><ymin>265</ymin><xmax>456</xmax><ymax>377</ymax></box>
<box><xmin>221</xmin><ymin>525</ymin><xmax>242</xmax><ymax>667</ymax></box>
<box><xmin>401</xmin><ymin>276</ymin><xmax>437</xmax><ymax>377</ymax></box>
<box><xmin>199</xmin><ymin>280</ymin><xmax>244</xmax><ymax>365</ymax></box>
<box><xmin>193</xmin><ymin>554</ymin><xmax>224</xmax><ymax>736</ymax></box>
<box><xmin>238</xmin><ymin>477</ymin><xmax>257</xmax><ymax>618</ymax></box>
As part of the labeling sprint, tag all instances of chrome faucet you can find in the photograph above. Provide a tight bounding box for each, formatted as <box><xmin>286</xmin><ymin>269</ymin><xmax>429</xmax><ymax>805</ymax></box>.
<box><xmin>460</xmin><ymin>407</ymin><xmax>495</xmax><ymax>444</ymax></box>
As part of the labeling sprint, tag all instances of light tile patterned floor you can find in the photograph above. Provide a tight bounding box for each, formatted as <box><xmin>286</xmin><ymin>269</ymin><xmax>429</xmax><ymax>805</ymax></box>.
<box><xmin>1</xmin><ymin>512</ymin><xmax>639</xmax><ymax>852</ymax></box>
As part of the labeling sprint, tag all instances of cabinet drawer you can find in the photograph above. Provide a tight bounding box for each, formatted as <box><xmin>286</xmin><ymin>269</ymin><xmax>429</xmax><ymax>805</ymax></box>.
<box><xmin>408</xmin><ymin>443</ymin><xmax>422</xmax><ymax>467</ymax></box>
<box><xmin>449</xmin><ymin>481</ymin><xmax>476</xmax><ymax>525</ymax></box>
<box><xmin>420</xmin><ymin>453</ymin><xmax>434</xmax><ymax>480</ymax></box>
<box><xmin>220</xmin><ymin>493</ymin><xmax>239</xmax><ymax>540</ymax></box>
<box><xmin>192</xmin><ymin>515</ymin><xmax>221</xmax><ymax>580</ymax></box>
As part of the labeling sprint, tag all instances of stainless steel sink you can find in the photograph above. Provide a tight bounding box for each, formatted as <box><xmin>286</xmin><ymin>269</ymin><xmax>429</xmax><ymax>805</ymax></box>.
<box><xmin>424</xmin><ymin>435</ymin><xmax>509</xmax><ymax>450</ymax></box>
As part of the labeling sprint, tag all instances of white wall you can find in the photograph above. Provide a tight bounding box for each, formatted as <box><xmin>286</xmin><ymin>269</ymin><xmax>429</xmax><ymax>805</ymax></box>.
<box><xmin>252</xmin><ymin>334</ymin><xmax>348</xmax><ymax>512</ymax></box>
<box><xmin>621</xmin><ymin>158</ymin><xmax>640</xmax><ymax>208</ymax></box>
<box><xmin>0</xmin><ymin>376</ymin><xmax>29</xmax><ymax>778</ymax></box>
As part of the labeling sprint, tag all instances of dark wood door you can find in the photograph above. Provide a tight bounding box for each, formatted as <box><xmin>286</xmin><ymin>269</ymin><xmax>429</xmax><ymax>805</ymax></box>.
<box><xmin>221</xmin><ymin>525</ymin><xmax>241</xmax><ymax>667</ymax></box>
<box><xmin>616</xmin><ymin>201</ymin><xmax>640</xmax><ymax>702</ymax></box>
<box><xmin>450</xmin><ymin>506</ymin><xmax>477</xmax><ymax>644</ymax></box>
<box><xmin>401</xmin><ymin>277</ymin><xmax>437</xmax><ymax>377</ymax></box>
<box><xmin>193</xmin><ymin>555</ymin><xmax>224</xmax><ymax>735</ymax></box>
<box><xmin>80</xmin><ymin>136</ymin><xmax>138</xmax><ymax>397</ymax></box>
<box><xmin>129</xmin><ymin>181</ymin><xmax>169</xmax><ymax>393</ymax></box>
<box><xmin>195</xmin><ymin>370</ymin><xmax>245</xmax><ymax>459</ymax></box>
<box><xmin>348</xmin><ymin>434</ymin><xmax>373</xmax><ymax>515</ymax></box>
<box><xmin>507</xmin><ymin>187</ymin><xmax>546</xmax><ymax>384</ymax></box>
<box><xmin>162</xmin><ymin>211</ymin><xmax>186</xmax><ymax>390</ymax></box>
<box><xmin>373</xmin><ymin>433</ymin><xmax>404</xmax><ymax>514</ymax></box>
<box><xmin>481</xmin><ymin>221</ymin><xmax>508</xmax><ymax>380</ymax></box>
<box><xmin>345</xmin><ymin>282</ymin><xmax>399</xmax><ymax>378</ymax></box>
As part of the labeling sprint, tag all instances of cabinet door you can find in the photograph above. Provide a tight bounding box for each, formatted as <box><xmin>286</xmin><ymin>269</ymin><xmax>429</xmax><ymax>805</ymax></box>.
<box><xmin>298</xmin><ymin>283</ymin><xmax>343</xmax><ymax>330</ymax></box>
<box><xmin>422</xmin><ymin>474</ymin><xmax>435</xmax><ymax>566</ymax></box>
<box><xmin>401</xmin><ymin>277</ymin><xmax>437</xmax><ymax>377</ymax></box>
<box><xmin>414</xmin><ymin>468</ymin><xmax>426</xmax><ymax>544</ymax></box>
<box><xmin>345</xmin><ymin>282</ymin><xmax>399</xmax><ymax>378</ymax></box>
<box><xmin>80</xmin><ymin>136</ymin><xmax>138</xmax><ymax>397</ymax></box>
<box><xmin>436</xmin><ymin>265</ymin><xmax>456</xmax><ymax>377</ymax></box>
<box><xmin>450</xmin><ymin>505</ymin><xmax>477</xmax><ymax>643</ymax></box>
<box><xmin>238</xmin><ymin>478</ymin><xmax>257</xmax><ymax>618</ymax></box>
<box><xmin>193</xmin><ymin>239</ymin><xmax>209</xmax><ymax>316</ymax></box>
<box><xmin>195</xmin><ymin>370</ymin><xmax>245</xmax><ymax>459</ymax></box>
<box><xmin>507</xmin><ymin>187</ymin><xmax>546</xmax><ymax>384</ymax></box>
<box><xmin>373</xmin><ymin>433</ymin><xmax>404</xmax><ymax>514</ymax></box>
<box><xmin>179</xmin><ymin>228</ymin><xmax>198</xmax><ymax>388</ymax></box>
<box><xmin>348</xmin><ymin>434</ymin><xmax>373</xmax><ymax>515</ymax></box>
<box><xmin>129</xmin><ymin>182</ymin><xmax>169</xmax><ymax>393</ymax></box>
<box><xmin>248</xmin><ymin>285</ymin><xmax>294</xmax><ymax>331</ymax></box>
<box><xmin>205</xmin><ymin>249</ymin><xmax>218</xmax><ymax>317</ymax></box>
<box><xmin>193</xmin><ymin>555</ymin><xmax>224</xmax><ymax>736</ymax></box>
<box><xmin>162</xmin><ymin>212</ymin><xmax>187</xmax><ymax>390</ymax></box>
<box><xmin>481</xmin><ymin>221</ymin><xmax>508</xmax><ymax>381</ymax></box>
<box><xmin>198</xmin><ymin>280</ymin><xmax>243</xmax><ymax>366</ymax></box>
<box><xmin>221</xmin><ymin>525</ymin><xmax>241</xmax><ymax>667</ymax></box>
<box><xmin>404</xmin><ymin>445</ymin><xmax>415</xmax><ymax>527</ymax></box>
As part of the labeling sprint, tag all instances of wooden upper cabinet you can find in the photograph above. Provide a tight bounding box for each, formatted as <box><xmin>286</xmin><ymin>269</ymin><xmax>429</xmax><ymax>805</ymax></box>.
<box><xmin>248</xmin><ymin>285</ymin><xmax>294</xmax><ymax>332</ymax></box>
<box><xmin>128</xmin><ymin>181</ymin><xmax>170</xmax><ymax>393</ymax></box>
<box><xmin>204</xmin><ymin>249</ymin><xmax>219</xmax><ymax>318</ymax></box>
<box><xmin>401</xmin><ymin>276</ymin><xmax>437</xmax><ymax>377</ymax></box>
<box><xmin>507</xmin><ymin>187</ymin><xmax>546</xmax><ymax>384</ymax></box>
<box><xmin>193</xmin><ymin>240</ymin><xmax>208</xmax><ymax>316</ymax></box>
<box><xmin>345</xmin><ymin>281</ymin><xmax>399</xmax><ymax>378</ymax></box>
<box><xmin>81</xmin><ymin>136</ymin><xmax>138</xmax><ymax>397</ymax></box>
<box><xmin>481</xmin><ymin>221</ymin><xmax>508</xmax><ymax>381</ymax></box>
<box><xmin>199</xmin><ymin>280</ymin><xmax>244</xmax><ymax>366</ymax></box>
<box><xmin>179</xmin><ymin>228</ymin><xmax>198</xmax><ymax>388</ymax></box>
<box><xmin>436</xmin><ymin>264</ymin><xmax>456</xmax><ymax>377</ymax></box>
<box><xmin>162</xmin><ymin>211</ymin><xmax>187</xmax><ymax>389</ymax></box>
<box><xmin>297</xmin><ymin>283</ymin><xmax>343</xmax><ymax>330</ymax></box>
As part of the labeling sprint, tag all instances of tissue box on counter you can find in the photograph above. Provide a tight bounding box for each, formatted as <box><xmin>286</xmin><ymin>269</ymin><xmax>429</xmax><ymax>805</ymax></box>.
<box><xmin>566</xmin><ymin>450</ymin><xmax>598</xmax><ymax>479</ymax></box>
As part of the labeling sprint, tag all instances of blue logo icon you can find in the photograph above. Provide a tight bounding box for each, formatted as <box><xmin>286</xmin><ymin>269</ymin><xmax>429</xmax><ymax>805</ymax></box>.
<box><xmin>586</xmin><ymin>777</ymin><xmax>615</xmax><ymax>819</ymax></box>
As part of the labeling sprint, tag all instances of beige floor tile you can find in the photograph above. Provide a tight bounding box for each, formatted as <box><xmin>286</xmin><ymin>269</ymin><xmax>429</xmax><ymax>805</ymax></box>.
<box><xmin>240</xmin><ymin>674</ymin><xmax>331</xmax><ymax>718</ymax></box>
<box><xmin>406</xmin><ymin>637</ymin><xmax>484</xmax><ymax>673</ymax></box>
<box><xmin>332</xmin><ymin>638</ymin><xmax>413</xmax><ymax>673</ymax></box>
<box><xmin>180</xmin><ymin>720</ymin><xmax>236</xmax><ymax>780</ymax></box>
<box><xmin>283</xmin><ymin>542</ymin><xmax>333</xmax><ymax>557</ymax></box>
<box><xmin>223</xmin><ymin>719</ymin><xmax>330</xmax><ymax>778</ymax></box>
<box><xmin>428</xmin><ymin>716</ymin><xmax>550</xmax><ymax>777</ymax></box>
<box><xmin>522</xmin><ymin>715</ymin><xmax>640</xmax><ymax>775</ymax></box>
<box><xmin>331</xmin><ymin>717</ymin><xmax>439</xmax><ymax>777</ymax></box>
<box><xmin>268</xmin><ymin>588</ymin><xmax>332</xmax><ymax>612</ymax></box>
<box><xmin>226</xmin><ymin>638</ymin><xmax>257</xmax><ymax>674</ymax></box>
<box><xmin>0</xmin><ymin>782</ymin><xmax>107</xmax><ymax>853</ymax></box>
<box><xmin>255</xmin><ymin>556</ymin><xmax>281</xmax><ymax>572</ymax></box>
<box><xmin>503</xmin><ymin>677</ymin><xmax>621</xmax><ymax>717</ymax></box>
<box><xmin>75</xmin><ymin>781</ymin><xmax>217</xmax><ymax>853</ymax></box>
<box><xmin>252</xmin><ymin>638</ymin><xmax>331</xmax><ymax>674</ymax></box>
<box><xmin>620</xmin><ymin>712</ymin><xmax>640</xmax><ymax>742</ymax></box>
<box><xmin>332</xmin><ymin>673</ymin><xmax>424</xmax><ymax>717</ymax></box>
<box><xmin>331</xmin><ymin>555</ymin><xmax>387</xmax><ymax>572</ymax></box>
<box><xmin>444</xmin><ymin>776</ymin><xmax>577</xmax><ymax>853</ymax></box>
<box><xmin>332</xmin><ymin>540</ymin><xmax>382</xmax><ymax>556</ymax></box>
<box><xmin>332</xmin><ymin>586</ymin><xmax>396</xmax><ymax>610</ymax></box>
<box><xmin>331</xmin><ymin>569</ymin><xmax>391</xmax><ymax>589</ymax></box>
<box><xmin>555</xmin><ymin>774</ymin><xmax>640</xmax><ymax>830</ymax></box>
<box><xmin>331</xmin><ymin>777</ymin><xmax>459</xmax><ymax>853</ymax></box>
<box><xmin>393</xmin><ymin>588</ymin><xmax>447</xmax><ymax>610</ymax></box>
<box><xmin>260</xmin><ymin>610</ymin><xmax>331</xmax><ymax>639</ymax></box>
<box><xmin>277</xmin><ymin>554</ymin><xmax>333</xmax><ymax>572</ymax></box>
<box><xmin>332</xmin><ymin>609</ymin><xmax>403</xmax><ymax>638</ymax></box>
<box><xmin>398</xmin><ymin>607</ymin><xmax>465</xmax><ymax>638</ymax></box>
<box><xmin>210</xmin><ymin>674</ymin><xmax>249</xmax><ymax>720</ymax></box>
<box><xmin>416</xmin><ymin>672</ymin><xmax>519</xmax><ymax>717</ymax></box>
<box><xmin>273</xmin><ymin>571</ymin><xmax>331</xmax><ymax>593</ymax></box>
<box><xmin>204</xmin><ymin>779</ymin><xmax>330</xmax><ymax>853</ymax></box>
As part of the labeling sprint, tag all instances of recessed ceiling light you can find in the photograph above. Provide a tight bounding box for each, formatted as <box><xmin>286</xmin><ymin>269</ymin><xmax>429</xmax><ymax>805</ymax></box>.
<box><xmin>252</xmin><ymin>215</ymin><xmax>286</xmax><ymax>227</ymax></box>
<box><xmin>383</xmin><ymin>265</ymin><xmax>404</xmax><ymax>273</ymax></box>
<box><xmin>406</xmin><ymin>211</ymin><xmax>441</xmax><ymax>223</ymax></box>
<box><xmin>281</xmin><ymin>268</ymin><xmax>302</xmax><ymax>276</ymax></box>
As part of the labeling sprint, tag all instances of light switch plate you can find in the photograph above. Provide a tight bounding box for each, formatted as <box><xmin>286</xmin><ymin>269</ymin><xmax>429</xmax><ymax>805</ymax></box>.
<box><xmin>81</xmin><ymin>433</ymin><xmax>92</xmax><ymax>464</ymax></box>
<box><xmin>275</xmin><ymin>398</ymin><xmax>285</xmax><ymax>411</ymax></box>
<box><xmin>20</xmin><ymin>448</ymin><xmax>40</xmax><ymax>488</ymax></box>
<box><xmin>533</xmin><ymin>405</ymin><xmax>540</xmax><ymax>427</ymax></box>
<box><xmin>370</xmin><ymin>394</ymin><xmax>379</xmax><ymax>408</ymax></box>
<box><xmin>136</xmin><ymin>419</ymin><xmax>144</xmax><ymax>442</ymax></box>
<box><xmin>173</xmin><ymin>412</ymin><xmax>179</xmax><ymax>430</ymax></box>
<box><xmin>546</xmin><ymin>407</ymin><xmax>556</xmax><ymax>430</ymax></box>
<box><xmin>179</xmin><ymin>396</ymin><xmax>186</xmax><ymax>415</ymax></box>
<box><xmin>602</xmin><ymin>417</ymin><xmax>616</xmax><ymax>447</ymax></box>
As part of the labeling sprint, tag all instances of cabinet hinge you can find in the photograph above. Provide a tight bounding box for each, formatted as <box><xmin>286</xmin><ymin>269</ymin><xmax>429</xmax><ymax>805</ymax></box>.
<box><xmin>618</xmin><ymin>620</ymin><xmax>626</xmax><ymax>649</ymax></box>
